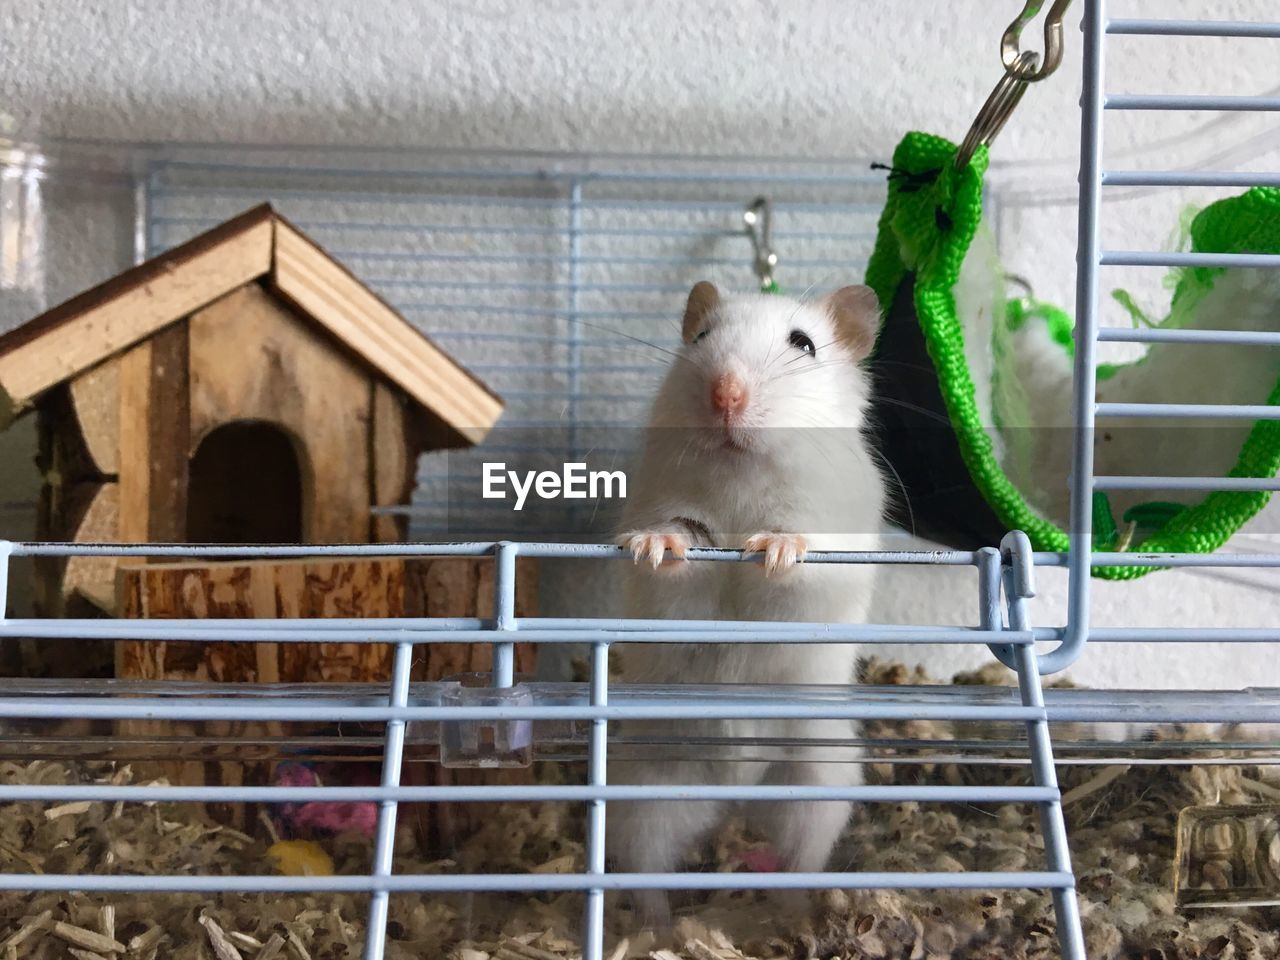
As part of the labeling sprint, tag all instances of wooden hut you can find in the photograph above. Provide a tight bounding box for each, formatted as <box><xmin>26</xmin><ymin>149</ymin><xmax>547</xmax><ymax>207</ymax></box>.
<box><xmin>0</xmin><ymin>203</ymin><xmax>535</xmax><ymax>685</ymax></box>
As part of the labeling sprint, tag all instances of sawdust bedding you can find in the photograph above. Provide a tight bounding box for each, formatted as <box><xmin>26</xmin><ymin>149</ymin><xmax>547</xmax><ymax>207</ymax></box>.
<box><xmin>1</xmin><ymin>660</ymin><xmax>1277</xmax><ymax>960</ymax></box>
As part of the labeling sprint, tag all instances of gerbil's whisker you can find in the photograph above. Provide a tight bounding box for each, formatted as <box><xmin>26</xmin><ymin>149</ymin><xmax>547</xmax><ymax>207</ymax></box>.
<box><xmin>869</xmin><ymin>396</ymin><xmax>955</xmax><ymax>429</ymax></box>
<box><xmin>773</xmin><ymin>358</ymin><xmax>855</xmax><ymax>381</ymax></box>
<box><xmin>782</xmin><ymin>296</ymin><xmax>808</xmax><ymax>336</ymax></box>
<box><xmin>674</xmin><ymin>432</ymin><xmax>698</xmax><ymax>472</ymax></box>
<box><xmin>785</xmin><ymin>276</ymin><xmax>831</xmax><ymax>321</ymax></box>
<box><xmin>587</xmin><ymin>448</ymin><xmax>630</xmax><ymax>528</ymax></box>
<box><xmin>795</xmin><ymin>278</ymin><xmax>823</xmax><ymax>305</ymax></box>
<box><xmin>794</xmin><ymin>427</ymin><xmax>841</xmax><ymax>474</ymax></box>
<box><xmin>762</xmin><ymin>334</ymin><xmax>784</xmax><ymax>375</ymax></box>
<box><xmin>779</xmin><ymin>338</ymin><xmax>844</xmax><ymax>368</ymax></box>
<box><xmin>869</xmin><ymin>447</ymin><xmax>917</xmax><ymax>539</ymax></box>
<box><xmin>564</xmin><ymin>316</ymin><xmax>707</xmax><ymax>375</ymax></box>
<box><xmin>867</xmin><ymin>359</ymin><xmax>941</xmax><ymax>377</ymax></box>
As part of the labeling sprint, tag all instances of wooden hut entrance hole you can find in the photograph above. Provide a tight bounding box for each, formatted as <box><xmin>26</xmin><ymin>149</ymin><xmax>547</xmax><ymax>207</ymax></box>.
<box><xmin>187</xmin><ymin>421</ymin><xmax>304</xmax><ymax>544</ymax></box>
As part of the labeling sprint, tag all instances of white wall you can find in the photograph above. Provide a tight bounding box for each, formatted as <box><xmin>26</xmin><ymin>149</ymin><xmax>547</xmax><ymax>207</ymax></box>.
<box><xmin>3</xmin><ymin>0</ymin><xmax>1279</xmax><ymax>690</ymax></box>
<box><xmin>3</xmin><ymin>0</ymin><xmax>1276</xmax><ymax>165</ymax></box>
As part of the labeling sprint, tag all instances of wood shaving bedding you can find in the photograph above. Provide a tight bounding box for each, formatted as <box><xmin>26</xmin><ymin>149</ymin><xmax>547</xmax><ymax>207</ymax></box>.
<box><xmin>1</xmin><ymin>661</ymin><xmax>1277</xmax><ymax>959</ymax></box>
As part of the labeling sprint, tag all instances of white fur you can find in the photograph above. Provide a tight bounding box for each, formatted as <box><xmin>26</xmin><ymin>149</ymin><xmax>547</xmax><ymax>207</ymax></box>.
<box><xmin>1003</xmin><ymin>267</ymin><xmax>1280</xmax><ymax>527</ymax></box>
<box><xmin>607</xmin><ymin>290</ymin><xmax>886</xmax><ymax>925</ymax></box>
<box><xmin>1095</xmin><ymin>267</ymin><xmax>1280</xmax><ymax>521</ymax></box>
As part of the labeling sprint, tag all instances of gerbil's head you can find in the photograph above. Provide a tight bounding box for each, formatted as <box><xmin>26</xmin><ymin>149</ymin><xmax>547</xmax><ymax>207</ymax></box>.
<box><xmin>650</xmin><ymin>280</ymin><xmax>882</xmax><ymax>455</ymax></box>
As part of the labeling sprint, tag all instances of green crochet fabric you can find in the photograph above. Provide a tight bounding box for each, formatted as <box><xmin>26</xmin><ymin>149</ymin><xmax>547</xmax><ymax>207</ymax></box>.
<box><xmin>1005</xmin><ymin>298</ymin><xmax>1120</xmax><ymax>381</ymax></box>
<box><xmin>864</xmin><ymin>131</ymin><xmax>1280</xmax><ymax>579</ymax></box>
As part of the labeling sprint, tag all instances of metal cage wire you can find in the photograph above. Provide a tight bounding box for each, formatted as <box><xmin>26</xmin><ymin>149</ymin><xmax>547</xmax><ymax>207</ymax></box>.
<box><xmin>0</xmin><ymin>539</ymin><xmax>1087</xmax><ymax>960</ymax></box>
<box><xmin>1</xmin><ymin>5</ymin><xmax>1280</xmax><ymax>960</ymax></box>
<box><xmin>139</xmin><ymin>160</ymin><xmax>887</xmax><ymax>541</ymax></box>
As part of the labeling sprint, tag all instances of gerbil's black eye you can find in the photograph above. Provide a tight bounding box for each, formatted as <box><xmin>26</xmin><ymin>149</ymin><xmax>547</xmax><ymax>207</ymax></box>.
<box><xmin>788</xmin><ymin>330</ymin><xmax>816</xmax><ymax>356</ymax></box>
<box><xmin>692</xmin><ymin>329</ymin><xmax>709</xmax><ymax>344</ymax></box>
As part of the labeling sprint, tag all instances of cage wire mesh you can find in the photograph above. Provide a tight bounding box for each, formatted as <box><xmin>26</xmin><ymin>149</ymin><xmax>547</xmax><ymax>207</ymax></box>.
<box><xmin>143</xmin><ymin>158</ymin><xmax>888</xmax><ymax>539</ymax></box>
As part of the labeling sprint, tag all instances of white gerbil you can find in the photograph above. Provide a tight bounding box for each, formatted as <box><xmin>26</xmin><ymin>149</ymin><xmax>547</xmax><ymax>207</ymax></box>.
<box><xmin>606</xmin><ymin>280</ymin><xmax>887</xmax><ymax>926</ymax></box>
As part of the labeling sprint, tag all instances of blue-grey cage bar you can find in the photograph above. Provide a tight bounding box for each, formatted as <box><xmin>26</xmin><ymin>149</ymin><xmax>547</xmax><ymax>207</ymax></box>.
<box><xmin>0</xmin><ymin>539</ymin><xmax>1087</xmax><ymax>960</ymax></box>
<box><xmin>2</xmin><ymin>4</ymin><xmax>1280</xmax><ymax>960</ymax></box>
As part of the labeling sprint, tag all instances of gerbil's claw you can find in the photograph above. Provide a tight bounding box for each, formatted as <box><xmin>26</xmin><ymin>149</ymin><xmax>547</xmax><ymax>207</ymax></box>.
<box><xmin>621</xmin><ymin>530</ymin><xmax>690</xmax><ymax>572</ymax></box>
<box><xmin>743</xmin><ymin>533</ymin><xmax>808</xmax><ymax>576</ymax></box>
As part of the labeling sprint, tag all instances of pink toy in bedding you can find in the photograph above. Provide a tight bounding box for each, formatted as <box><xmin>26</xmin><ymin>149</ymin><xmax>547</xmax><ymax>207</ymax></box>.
<box><xmin>272</xmin><ymin>762</ymin><xmax>378</xmax><ymax>839</ymax></box>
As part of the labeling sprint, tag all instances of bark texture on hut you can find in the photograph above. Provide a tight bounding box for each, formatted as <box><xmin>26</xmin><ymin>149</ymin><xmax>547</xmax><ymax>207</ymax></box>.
<box><xmin>1</xmin><ymin>660</ymin><xmax>1277</xmax><ymax>960</ymax></box>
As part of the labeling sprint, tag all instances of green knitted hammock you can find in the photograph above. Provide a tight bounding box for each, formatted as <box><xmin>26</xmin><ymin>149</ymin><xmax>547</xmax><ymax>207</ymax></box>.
<box><xmin>864</xmin><ymin>131</ymin><xmax>1280</xmax><ymax>579</ymax></box>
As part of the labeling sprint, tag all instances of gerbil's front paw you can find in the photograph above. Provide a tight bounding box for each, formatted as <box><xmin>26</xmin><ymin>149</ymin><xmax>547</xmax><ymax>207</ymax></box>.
<box><xmin>620</xmin><ymin>528</ymin><xmax>692</xmax><ymax>571</ymax></box>
<box><xmin>743</xmin><ymin>532</ymin><xmax>808</xmax><ymax>576</ymax></box>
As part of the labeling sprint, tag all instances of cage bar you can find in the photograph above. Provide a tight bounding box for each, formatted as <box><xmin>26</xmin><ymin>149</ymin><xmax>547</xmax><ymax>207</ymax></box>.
<box><xmin>583</xmin><ymin>640</ymin><xmax>610</xmax><ymax>960</ymax></box>
<box><xmin>0</xmin><ymin>870</ymin><xmax>1078</xmax><ymax>894</ymax></box>
<box><xmin>1105</xmin><ymin>18</ymin><xmax>1280</xmax><ymax>38</ymax></box>
<box><xmin>362</xmin><ymin>640</ymin><xmax>416</xmax><ymax>960</ymax></box>
<box><xmin>1097</xmin><ymin>327</ymin><xmax>1280</xmax><ymax>345</ymax></box>
<box><xmin>1093</xmin><ymin>475</ymin><xmax>1280</xmax><ymax>491</ymax></box>
<box><xmin>1057</xmin><ymin>0</ymin><xmax>1108</xmax><ymax>679</ymax></box>
<box><xmin>1096</xmin><ymin>401</ymin><xmax>1280</xmax><ymax>419</ymax></box>
<box><xmin>1105</xmin><ymin>94</ymin><xmax>1280</xmax><ymax>111</ymax></box>
<box><xmin>1101</xmin><ymin>169</ymin><xmax>1280</xmax><ymax>188</ymax></box>
<box><xmin>1100</xmin><ymin>250</ymin><xmax>1280</xmax><ymax>268</ymax></box>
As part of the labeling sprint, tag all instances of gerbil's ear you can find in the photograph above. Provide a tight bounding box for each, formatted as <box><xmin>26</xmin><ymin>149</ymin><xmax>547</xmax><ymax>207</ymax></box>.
<box><xmin>682</xmin><ymin>280</ymin><xmax>720</xmax><ymax>344</ymax></box>
<box><xmin>821</xmin><ymin>285</ymin><xmax>882</xmax><ymax>361</ymax></box>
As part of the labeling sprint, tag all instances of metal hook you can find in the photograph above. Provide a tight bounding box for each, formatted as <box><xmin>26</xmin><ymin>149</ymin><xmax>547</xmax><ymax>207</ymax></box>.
<box><xmin>1002</xmin><ymin>0</ymin><xmax>1074</xmax><ymax>83</ymax></box>
<box><xmin>954</xmin><ymin>0</ymin><xmax>1074</xmax><ymax>170</ymax></box>
<box><xmin>954</xmin><ymin>50</ymin><xmax>1039</xmax><ymax>170</ymax></box>
<box><xmin>743</xmin><ymin>196</ymin><xmax>779</xmax><ymax>293</ymax></box>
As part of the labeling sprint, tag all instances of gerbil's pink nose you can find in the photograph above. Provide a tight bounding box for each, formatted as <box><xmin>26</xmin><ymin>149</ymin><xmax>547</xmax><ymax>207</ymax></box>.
<box><xmin>711</xmin><ymin>373</ymin><xmax>747</xmax><ymax>418</ymax></box>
